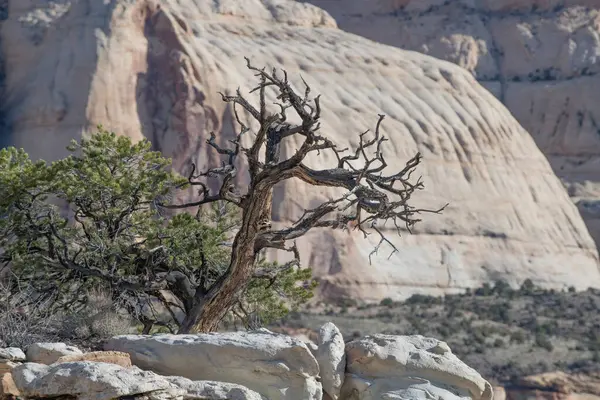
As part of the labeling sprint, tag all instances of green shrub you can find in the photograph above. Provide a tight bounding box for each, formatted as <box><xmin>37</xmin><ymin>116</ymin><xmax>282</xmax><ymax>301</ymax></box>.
<box><xmin>380</xmin><ymin>297</ymin><xmax>394</xmax><ymax>307</ymax></box>
<box><xmin>0</xmin><ymin>129</ymin><xmax>315</xmax><ymax>334</ymax></box>
<box><xmin>535</xmin><ymin>333</ymin><xmax>554</xmax><ymax>351</ymax></box>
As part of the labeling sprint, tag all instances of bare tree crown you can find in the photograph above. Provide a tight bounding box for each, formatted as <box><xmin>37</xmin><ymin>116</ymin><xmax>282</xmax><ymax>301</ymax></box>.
<box><xmin>166</xmin><ymin>58</ymin><xmax>446</xmax><ymax>263</ymax></box>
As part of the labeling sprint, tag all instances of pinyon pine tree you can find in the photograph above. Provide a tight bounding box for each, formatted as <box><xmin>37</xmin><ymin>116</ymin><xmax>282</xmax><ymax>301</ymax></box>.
<box><xmin>0</xmin><ymin>129</ymin><xmax>315</xmax><ymax>334</ymax></box>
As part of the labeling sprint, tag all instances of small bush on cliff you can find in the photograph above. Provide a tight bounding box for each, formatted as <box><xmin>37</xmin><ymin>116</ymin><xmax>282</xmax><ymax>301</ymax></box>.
<box><xmin>0</xmin><ymin>130</ymin><xmax>315</xmax><ymax>334</ymax></box>
<box><xmin>1</xmin><ymin>59</ymin><xmax>443</xmax><ymax>333</ymax></box>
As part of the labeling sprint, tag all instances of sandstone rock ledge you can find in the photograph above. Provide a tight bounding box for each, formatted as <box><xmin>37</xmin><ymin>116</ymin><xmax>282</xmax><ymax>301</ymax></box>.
<box><xmin>0</xmin><ymin>323</ymin><xmax>494</xmax><ymax>400</ymax></box>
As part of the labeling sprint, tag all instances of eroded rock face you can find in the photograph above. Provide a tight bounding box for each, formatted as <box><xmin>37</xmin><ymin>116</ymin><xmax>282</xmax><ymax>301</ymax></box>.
<box><xmin>342</xmin><ymin>334</ymin><xmax>493</xmax><ymax>400</ymax></box>
<box><xmin>11</xmin><ymin>362</ymin><xmax>182</xmax><ymax>400</ymax></box>
<box><xmin>104</xmin><ymin>329</ymin><xmax>322</xmax><ymax>400</ymax></box>
<box><xmin>2</xmin><ymin>0</ymin><xmax>600</xmax><ymax>301</ymax></box>
<box><xmin>299</xmin><ymin>0</ymin><xmax>600</xmax><ymax>249</ymax></box>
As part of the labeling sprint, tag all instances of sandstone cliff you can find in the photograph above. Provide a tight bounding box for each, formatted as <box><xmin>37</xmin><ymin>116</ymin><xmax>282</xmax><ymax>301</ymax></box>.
<box><xmin>1</xmin><ymin>0</ymin><xmax>599</xmax><ymax>301</ymax></box>
<box><xmin>299</xmin><ymin>0</ymin><xmax>600</xmax><ymax>249</ymax></box>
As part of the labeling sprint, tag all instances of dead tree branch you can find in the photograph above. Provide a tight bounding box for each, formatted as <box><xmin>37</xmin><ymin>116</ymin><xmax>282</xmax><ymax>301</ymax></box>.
<box><xmin>160</xmin><ymin>58</ymin><xmax>446</xmax><ymax>333</ymax></box>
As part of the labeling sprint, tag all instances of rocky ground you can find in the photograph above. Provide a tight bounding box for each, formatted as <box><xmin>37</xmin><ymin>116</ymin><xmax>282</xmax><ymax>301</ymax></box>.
<box><xmin>3</xmin><ymin>278</ymin><xmax>599</xmax><ymax>392</ymax></box>
<box><xmin>272</xmin><ymin>280</ymin><xmax>600</xmax><ymax>386</ymax></box>
<box><xmin>1</xmin><ymin>323</ymin><xmax>493</xmax><ymax>400</ymax></box>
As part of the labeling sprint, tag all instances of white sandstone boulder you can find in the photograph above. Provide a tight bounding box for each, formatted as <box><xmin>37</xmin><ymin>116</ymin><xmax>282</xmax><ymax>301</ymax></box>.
<box><xmin>11</xmin><ymin>361</ymin><xmax>182</xmax><ymax>400</ymax></box>
<box><xmin>105</xmin><ymin>329</ymin><xmax>322</xmax><ymax>400</ymax></box>
<box><xmin>341</xmin><ymin>334</ymin><xmax>493</xmax><ymax>400</ymax></box>
<box><xmin>26</xmin><ymin>343</ymin><xmax>83</xmax><ymax>365</ymax></box>
<box><xmin>316</xmin><ymin>322</ymin><xmax>346</xmax><ymax>400</ymax></box>
<box><xmin>0</xmin><ymin>348</ymin><xmax>26</xmax><ymax>362</ymax></box>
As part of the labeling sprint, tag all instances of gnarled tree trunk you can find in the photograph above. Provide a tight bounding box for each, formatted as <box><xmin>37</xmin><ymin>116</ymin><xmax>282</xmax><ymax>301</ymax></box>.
<box><xmin>169</xmin><ymin>58</ymin><xmax>441</xmax><ymax>333</ymax></box>
<box><xmin>177</xmin><ymin>183</ymin><xmax>271</xmax><ymax>333</ymax></box>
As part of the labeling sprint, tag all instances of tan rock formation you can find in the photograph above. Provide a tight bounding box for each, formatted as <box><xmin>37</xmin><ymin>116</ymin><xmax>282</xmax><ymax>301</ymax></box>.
<box><xmin>298</xmin><ymin>0</ymin><xmax>600</xmax><ymax>248</ymax></box>
<box><xmin>499</xmin><ymin>371</ymin><xmax>600</xmax><ymax>400</ymax></box>
<box><xmin>515</xmin><ymin>371</ymin><xmax>600</xmax><ymax>397</ymax></box>
<box><xmin>0</xmin><ymin>372</ymin><xmax>20</xmax><ymax>400</ymax></box>
<box><xmin>2</xmin><ymin>0</ymin><xmax>600</xmax><ymax>301</ymax></box>
<box><xmin>0</xmin><ymin>362</ymin><xmax>18</xmax><ymax>376</ymax></box>
<box><xmin>494</xmin><ymin>386</ymin><xmax>508</xmax><ymax>400</ymax></box>
<box><xmin>55</xmin><ymin>351</ymin><xmax>132</xmax><ymax>368</ymax></box>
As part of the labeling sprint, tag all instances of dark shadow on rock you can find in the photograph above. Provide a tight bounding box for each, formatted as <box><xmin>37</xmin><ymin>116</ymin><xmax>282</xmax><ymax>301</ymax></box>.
<box><xmin>136</xmin><ymin>7</ymin><xmax>230</xmax><ymax>209</ymax></box>
<box><xmin>0</xmin><ymin>0</ymin><xmax>10</xmax><ymax>149</ymax></box>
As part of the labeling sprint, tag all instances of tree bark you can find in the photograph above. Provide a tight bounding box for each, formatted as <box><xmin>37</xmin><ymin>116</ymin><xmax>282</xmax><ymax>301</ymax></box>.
<box><xmin>256</xmin><ymin>130</ymin><xmax>281</xmax><ymax>230</ymax></box>
<box><xmin>177</xmin><ymin>183</ymin><xmax>272</xmax><ymax>333</ymax></box>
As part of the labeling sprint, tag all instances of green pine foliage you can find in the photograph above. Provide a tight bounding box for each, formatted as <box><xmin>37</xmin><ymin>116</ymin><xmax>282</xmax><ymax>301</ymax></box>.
<box><xmin>0</xmin><ymin>127</ymin><xmax>316</xmax><ymax>333</ymax></box>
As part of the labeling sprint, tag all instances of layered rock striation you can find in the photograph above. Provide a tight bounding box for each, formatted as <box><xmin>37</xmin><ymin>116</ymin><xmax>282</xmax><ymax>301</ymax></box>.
<box><xmin>1</xmin><ymin>0</ymin><xmax>599</xmax><ymax>301</ymax></box>
<box><xmin>299</xmin><ymin>0</ymin><xmax>600</xmax><ymax>249</ymax></box>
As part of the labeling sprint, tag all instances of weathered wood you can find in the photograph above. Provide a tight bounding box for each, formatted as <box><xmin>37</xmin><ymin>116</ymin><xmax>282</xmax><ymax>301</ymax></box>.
<box><xmin>169</xmin><ymin>58</ymin><xmax>444</xmax><ymax>332</ymax></box>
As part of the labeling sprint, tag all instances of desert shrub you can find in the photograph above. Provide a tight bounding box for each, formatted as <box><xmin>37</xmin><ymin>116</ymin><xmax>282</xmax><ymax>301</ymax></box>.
<box><xmin>520</xmin><ymin>279</ymin><xmax>535</xmax><ymax>295</ymax></box>
<box><xmin>487</xmin><ymin>302</ymin><xmax>511</xmax><ymax>323</ymax></box>
<box><xmin>535</xmin><ymin>333</ymin><xmax>554</xmax><ymax>351</ymax></box>
<box><xmin>380</xmin><ymin>297</ymin><xmax>394</xmax><ymax>307</ymax></box>
<box><xmin>405</xmin><ymin>293</ymin><xmax>440</xmax><ymax>306</ymax></box>
<box><xmin>474</xmin><ymin>283</ymin><xmax>493</xmax><ymax>297</ymax></box>
<box><xmin>0</xmin><ymin>280</ymin><xmax>136</xmax><ymax>348</ymax></box>
<box><xmin>336</xmin><ymin>297</ymin><xmax>358</xmax><ymax>308</ymax></box>
<box><xmin>375</xmin><ymin>309</ymin><xmax>394</xmax><ymax>319</ymax></box>
<box><xmin>0</xmin><ymin>281</ymin><xmax>61</xmax><ymax>347</ymax></box>
<box><xmin>436</xmin><ymin>325</ymin><xmax>450</xmax><ymax>337</ymax></box>
<box><xmin>57</xmin><ymin>288</ymin><xmax>135</xmax><ymax>343</ymax></box>
<box><xmin>492</xmin><ymin>280</ymin><xmax>514</xmax><ymax>297</ymax></box>
<box><xmin>509</xmin><ymin>330</ymin><xmax>527</xmax><ymax>344</ymax></box>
